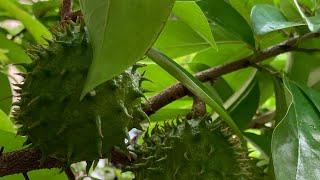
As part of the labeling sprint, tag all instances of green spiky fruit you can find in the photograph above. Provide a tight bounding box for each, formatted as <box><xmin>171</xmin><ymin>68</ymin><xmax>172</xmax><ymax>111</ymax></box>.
<box><xmin>129</xmin><ymin>116</ymin><xmax>259</xmax><ymax>180</ymax></box>
<box><xmin>13</xmin><ymin>23</ymin><xmax>147</xmax><ymax>163</ymax></box>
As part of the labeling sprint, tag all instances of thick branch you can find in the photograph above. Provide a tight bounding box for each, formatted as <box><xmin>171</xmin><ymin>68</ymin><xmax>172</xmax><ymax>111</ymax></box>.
<box><xmin>1</xmin><ymin>32</ymin><xmax>320</xmax><ymax>177</ymax></box>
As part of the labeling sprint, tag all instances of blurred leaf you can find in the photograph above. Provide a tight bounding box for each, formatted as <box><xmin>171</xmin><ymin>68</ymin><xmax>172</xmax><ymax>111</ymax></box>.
<box><xmin>0</xmin><ymin>32</ymin><xmax>31</xmax><ymax>63</ymax></box>
<box><xmin>257</xmin><ymin>71</ymin><xmax>275</xmax><ymax>105</ymax></box>
<box><xmin>245</xmin><ymin>130</ymin><xmax>273</xmax><ymax>156</ymax></box>
<box><xmin>0</xmin><ymin>72</ymin><xmax>12</xmax><ymax>114</ymax></box>
<box><xmin>32</xmin><ymin>0</ymin><xmax>60</xmax><ymax>18</ymax></box>
<box><xmin>251</xmin><ymin>4</ymin><xmax>303</xmax><ymax>35</ymax></box>
<box><xmin>272</xmin><ymin>78</ymin><xmax>320</xmax><ymax>180</ymax></box>
<box><xmin>279</xmin><ymin>0</ymin><xmax>301</xmax><ymax>21</ymax></box>
<box><xmin>272</xmin><ymin>76</ymin><xmax>287</xmax><ymax>125</ymax></box>
<box><xmin>140</xmin><ymin>63</ymin><xmax>178</xmax><ymax>96</ymax></box>
<box><xmin>80</xmin><ymin>0</ymin><xmax>175</xmax><ymax>98</ymax></box>
<box><xmin>192</xmin><ymin>44</ymin><xmax>252</xmax><ymax>68</ymax></box>
<box><xmin>294</xmin><ymin>0</ymin><xmax>320</xmax><ymax>32</ymax></box>
<box><xmin>6</xmin><ymin>169</ymin><xmax>67</xmax><ymax>180</ymax></box>
<box><xmin>0</xmin><ymin>130</ymin><xmax>24</xmax><ymax>152</ymax></box>
<box><xmin>150</xmin><ymin>98</ymin><xmax>192</xmax><ymax>122</ymax></box>
<box><xmin>0</xmin><ymin>0</ymin><xmax>52</xmax><ymax>44</ymax></box>
<box><xmin>154</xmin><ymin>20</ymin><xmax>211</xmax><ymax>58</ymax></box>
<box><xmin>173</xmin><ymin>1</ymin><xmax>216</xmax><ymax>48</ymax></box>
<box><xmin>213</xmin><ymin>71</ymin><xmax>260</xmax><ymax>130</ymax></box>
<box><xmin>287</xmin><ymin>40</ymin><xmax>320</xmax><ymax>90</ymax></box>
<box><xmin>0</xmin><ymin>109</ymin><xmax>15</xmax><ymax>133</ymax></box>
<box><xmin>147</xmin><ymin>48</ymin><xmax>243</xmax><ymax>138</ymax></box>
<box><xmin>197</xmin><ymin>0</ymin><xmax>255</xmax><ymax>47</ymax></box>
<box><xmin>187</xmin><ymin>63</ymin><xmax>234</xmax><ymax>102</ymax></box>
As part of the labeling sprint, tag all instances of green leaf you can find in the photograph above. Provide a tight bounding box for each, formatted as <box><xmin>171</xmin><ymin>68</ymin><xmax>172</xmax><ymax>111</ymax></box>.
<box><xmin>6</xmin><ymin>170</ymin><xmax>68</xmax><ymax>180</ymax></box>
<box><xmin>197</xmin><ymin>0</ymin><xmax>255</xmax><ymax>47</ymax></box>
<box><xmin>272</xmin><ymin>78</ymin><xmax>320</xmax><ymax>179</ymax></box>
<box><xmin>154</xmin><ymin>20</ymin><xmax>211</xmax><ymax>58</ymax></box>
<box><xmin>0</xmin><ymin>109</ymin><xmax>15</xmax><ymax>133</ymax></box>
<box><xmin>212</xmin><ymin>71</ymin><xmax>260</xmax><ymax>130</ymax></box>
<box><xmin>0</xmin><ymin>130</ymin><xmax>25</xmax><ymax>152</ymax></box>
<box><xmin>172</xmin><ymin>1</ymin><xmax>216</xmax><ymax>48</ymax></box>
<box><xmin>32</xmin><ymin>0</ymin><xmax>60</xmax><ymax>18</ymax></box>
<box><xmin>272</xmin><ymin>76</ymin><xmax>287</xmax><ymax>125</ymax></box>
<box><xmin>251</xmin><ymin>4</ymin><xmax>304</xmax><ymax>35</ymax></box>
<box><xmin>147</xmin><ymin>48</ymin><xmax>243</xmax><ymax>138</ymax></box>
<box><xmin>80</xmin><ymin>0</ymin><xmax>175</xmax><ymax>98</ymax></box>
<box><xmin>0</xmin><ymin>0</ymin><xmax>52</xmax><ymax>44</ymax></box>
<box><xmin>0</xmin><ymin>32</ymin><xmax>31</xmax><ymax>63</ymax></box>
<box><xmin>0</xmin><ymin>72</ymin><xmax>12</xmax><ymax>114</ymax></box>
<box><xmin>294</xmin><ymin>0</ymin><xmax>320</xmax><ymax>32</ymax></box>
<box><xmin>287</xmin><ymin>39</ymin><xmax>320</xmax><ymax>90</ymax></box>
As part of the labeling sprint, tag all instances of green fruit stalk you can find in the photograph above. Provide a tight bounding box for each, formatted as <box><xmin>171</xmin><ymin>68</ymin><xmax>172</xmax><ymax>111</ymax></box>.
<box><xmin>129</xmin><ymin>116</ymin><xmax>259</xmax><ymax>180</ymax></box>
<box><xmin>12</xmin><ymin>23</ymin><xmax>147</xmax><ymax>163</ymax></box>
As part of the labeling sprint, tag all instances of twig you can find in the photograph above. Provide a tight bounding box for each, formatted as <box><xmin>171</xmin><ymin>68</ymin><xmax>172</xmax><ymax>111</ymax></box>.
<box><xmin>0</xmin><ymin>147</ymin><xmax>4</xmax><ymax>156</ymax></box>
<box><xmin>65</xmin><ymin>167</ymin><xmax>75</xmax><ymax>180</ymax></box>
<box><xmin>249</xmin><ymin>111</ymin><xmax>276</xmax><ymax>129</ymax></box>
<box><xmin>0</xmin><ymin>30</ymin><xmax>320</xmax><ymax>177</ymax></box>
<box><xmin>23</xmin><ymin>172</ymin><xmax>30</xmax><ymax>180</ymax></box>
<box><xmin>187</xmin><ymin>96</ymin><xmax>207</xmax><ymax>119</ymax></box>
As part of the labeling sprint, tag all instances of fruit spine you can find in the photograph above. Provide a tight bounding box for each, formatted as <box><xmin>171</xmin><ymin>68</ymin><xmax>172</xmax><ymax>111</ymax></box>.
<box><xmin>129</xmin><ymin>116</ymin><xmax>259</xmax><ymax>180</ymax></box>
<box><xmin>12</xmin><ymin>22</ymin><xmax>147</xmax><ymax>163</ymax></box>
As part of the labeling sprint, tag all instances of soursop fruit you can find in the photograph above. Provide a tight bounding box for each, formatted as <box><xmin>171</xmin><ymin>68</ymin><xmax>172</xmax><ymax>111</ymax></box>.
<box><xmin>12</xmin><ymin>22</ymin><xmax>147</xmax><ymax>163</ymax></box>
<box><xmin>129</xmin><ymin>116</ymin><xmax>259</xmax><ymax>180</ymax></box>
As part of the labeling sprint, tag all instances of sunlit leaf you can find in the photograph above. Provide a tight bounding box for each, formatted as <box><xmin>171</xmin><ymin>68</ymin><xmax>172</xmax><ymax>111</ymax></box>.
<box><xmin>0</xmin><ymin>109</ymin><xmax>15</xmax><ymax>133</ymax></box>
<box><xmin>0</xmin><ymin>32</ymin><xmax>31</xmax><ymax>64</ymax></box>
<box><xmin>0</xmin><ymin>72</ymin><xmax>12</xmax><ymax>114</ymax></box>
<box><xmin>173</xmin><ymin>1</ymin><xmax>216</xmax><ymax>48</ymax></box>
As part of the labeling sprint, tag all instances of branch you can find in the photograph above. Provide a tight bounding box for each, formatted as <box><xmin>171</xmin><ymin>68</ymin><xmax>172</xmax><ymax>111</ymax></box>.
<box><xmin>1</xmin><ymin>31</ymin><xmax>320</xmax><ymax>177</ymax></box>
<box><xmin>143</xmin><ymin>31</ymin><xmax>320</xmax><ymax>115</ymax></box>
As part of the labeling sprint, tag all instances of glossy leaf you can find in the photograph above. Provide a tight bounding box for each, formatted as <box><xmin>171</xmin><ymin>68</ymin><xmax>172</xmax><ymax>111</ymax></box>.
<box><xmin>0</xmin><ymin>0</ymin><xmax>52</xmax><ymax>44</ymax></box>
<box><xmin>147</xmin><ymin>48</ymin><xmax>243</xmax><ymax>138</ymax></box>
<box><xmin>172</xmin><ymin>1</ymin><xmax>216</xmax><ymax>48</ymax></box>
<box><xmin>197</xmin><ymin>0</ymin><xmax>255</xmax><ymax>47</ymax></box>
<box><xmin>272</xmin><ymin>78</ymin><xmax>320</xmax><ymax>180</ymax></box>
<box><xmin>251</xmin><ymin>4</ymin><xmax>303</xmax><ymax>35</ymax></box>
<box><xmin>80</xmin><ymin>0</ymin><xmax>175</xmax><ymax>98</ymax></box>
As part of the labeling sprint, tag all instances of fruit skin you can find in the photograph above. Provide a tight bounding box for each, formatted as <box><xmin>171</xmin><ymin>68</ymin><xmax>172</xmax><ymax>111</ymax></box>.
<box><xmin>129</xmin><ymin>116</ymin><xmax>259</xmax><ymax>180</ymax></box>
<box><xmin>13</xmin><ymin>23</ymin><xmax>147</xmax><ymax>163</ymax></box>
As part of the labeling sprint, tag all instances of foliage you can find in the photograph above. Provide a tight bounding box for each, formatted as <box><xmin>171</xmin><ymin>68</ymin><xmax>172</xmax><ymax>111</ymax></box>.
<box><xmin>0</xmin><ymin>0</ymin><xmax>320</xmax><ymax>179</ymax></box>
